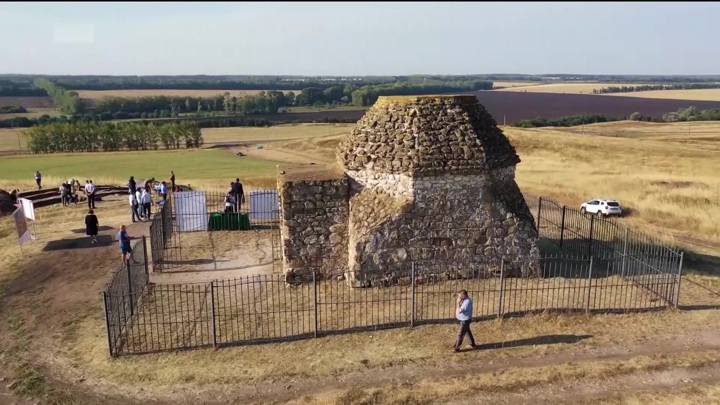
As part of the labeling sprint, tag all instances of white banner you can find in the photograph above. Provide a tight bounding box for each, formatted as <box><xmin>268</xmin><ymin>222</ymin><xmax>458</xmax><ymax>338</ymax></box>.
<box><xmin>18</xmin><ymin>198</ymin><xmax>35</xmax><ymax>221</ymax></box>
<box><xmin>13</xmin><ymin>207</ymin><xmax>32</xmax><ymax>245</ymax></box>
<box><xmin>175</xmin><ymin>191</ymin><xmax>208</xmax><ymax>232</ymax></box>
<box><xmin>249</xmin><ymin>190</ymin><xmax>278</xmax><ymax>222</ymax></box>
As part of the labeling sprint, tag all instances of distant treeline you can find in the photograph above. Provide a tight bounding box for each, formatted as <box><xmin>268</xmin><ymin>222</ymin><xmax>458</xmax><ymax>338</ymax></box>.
<box><xmin>350</xmin><ymin>81</ymin><xmax>493</xmax><ymax>106</ymax></box>
<box><xmin>593</xmin><ymin>83</ymin><xmax>720</xmax><ymax>94</ymax></box>
<box><xmin>0</xmin><ymin>80</ymin><xmax>47</xmax><ymax>97</ymax></box>
<box><xmin>25</xmin><ymin>121</ymin><xmax>203</xmax><ymax>154</ymax></box>
<box><xmin>512</xmin><ymin>107</ymin><xmax>720</xmax><ymax>128</ymax></box>
<box><xmin>32</xmin><ymin>78</ymin><xmax>83</xmax><ymax>114</ymax></box>
<box><xmin>512</xmin><ymin>115</ymin><xmax>621</xmax><ymax>128</ymax></box>
<box><xmin>0</xmin><ymin>106</ymin><xmax>27</xmax><ymax>114</ymax></box>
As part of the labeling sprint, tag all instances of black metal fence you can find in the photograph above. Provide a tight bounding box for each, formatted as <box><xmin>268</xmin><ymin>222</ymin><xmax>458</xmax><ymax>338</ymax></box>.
<box><xmin>106</xmin><ymin>255</ymin><xmax>681</xmax><ymax>356</ymax></box>
<box><xmin>101</xmin><ymin>237</ymin><xmax>149</xmax><ymax>357</ymax></box>
<box><xmin>149</xmin><ymin>197</ymin><xmax>175</xmax><ymax>272</ymax></box>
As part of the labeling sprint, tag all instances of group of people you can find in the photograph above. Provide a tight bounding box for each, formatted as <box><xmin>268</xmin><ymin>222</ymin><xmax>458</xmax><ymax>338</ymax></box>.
<box><xmin>59</xmin><ymin>179</ymin><xmax>97</xmax><ymax>208</ymax></box>
<box><xmin>224</xmin><ymin>178</ymin><xmax>245</xmax><ymax>213</ymax></box>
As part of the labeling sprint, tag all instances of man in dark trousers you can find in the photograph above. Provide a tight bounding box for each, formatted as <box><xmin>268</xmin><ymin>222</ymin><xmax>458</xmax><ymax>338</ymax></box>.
<box><xmin>35</xmin><ymin>171</ymin><xmax>42</xmax><ymax>189</ymax></box>
<box><xmin>128</xmin><ymin>176</ymin><xmax>137</xmax><ymax>195</ymax></box>
<box><xmin>232</xmin><ymin>178</ymin><xmax>244</xmax><ymax>212</ymax></box>
<box><xmin>170</xmin><ymin>171</ymin><xmax>176</xmax><ymax>192</ymax></box>
<box><xmin>85</xmin><ymin>180</ymin><xmax>96</xmax><ymax>209</ymax></box>
<box><xmin>453</xmin><ymin>290</ymin><xmax>477</xmax><ymax>352</ymax></box>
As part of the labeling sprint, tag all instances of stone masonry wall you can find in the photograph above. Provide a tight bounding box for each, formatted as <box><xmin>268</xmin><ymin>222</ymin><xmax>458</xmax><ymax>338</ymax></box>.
<box><xmin>279</xmin><ymin>176</ymin><xmax>349</xmax><ymax>282</ymax></box>
<box><xmin>347</xmin><ymin>168</ymin><xmax>540</xmax><ymax>285</ymax></box>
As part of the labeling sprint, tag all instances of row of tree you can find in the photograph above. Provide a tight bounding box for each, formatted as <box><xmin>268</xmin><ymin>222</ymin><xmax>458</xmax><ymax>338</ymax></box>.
<box><xmin>593</xmin><ymin>83</ymin><xmax>720</xmax><ymax>94</ymax></box>
<box><xmin>0</xmin><ymin>106</ymin><xmax>26</xmax><ymax>114</ymax></box>
<box><xmin>25</xmin><ymin>121</ymin><xmax>203</xmax><ymax>154</ymax></box>
<box><xmin>32</xmin><ymin>78</ymin><xmax>83</xmax><ymax>114</ymax></box>
<box><xmin>513</xmin><ymin>107</ymin><xmax>720</xmax><ymax>128</ymax></box>
<box><xmin>512</xmin><ymin>114</ymin><xmax>620</xmax><ymax>128</ymax></box>
<box><xmin>0</xmin><ymin>80</ymin><xmax>47</xmax><ymax>97</ymax></box>
<box><xmin>350</xmin><ymin>81</ymin><xmax>493</xmax><ymax>106</ymax></box>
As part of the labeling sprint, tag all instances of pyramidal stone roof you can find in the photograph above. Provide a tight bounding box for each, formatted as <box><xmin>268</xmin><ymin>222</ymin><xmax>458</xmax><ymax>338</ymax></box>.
<box><xmin>337</xmin><ymin>95</ymin><xmax>521</xmax><ymax>175</ymax></box>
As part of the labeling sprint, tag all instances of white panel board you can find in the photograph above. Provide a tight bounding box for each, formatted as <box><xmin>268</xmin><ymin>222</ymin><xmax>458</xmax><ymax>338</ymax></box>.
<box><xmin>13</xmin><ymin>207</ymin><xmax>32</xmax><ymax>245</ymax></box>
<box><xmin>18</xmin><ymin>198</ymin><xmax>35</xmax><ymax>221</ymax></box>
<box><xmin>175</xmin><ymin>191</ymin><xmax>208</xmax><ymax>232</ymax></box>
<box><xmin>249</xmin><ymin>190</ymin><xmax>278</xmax><ymax>222</ymax></box>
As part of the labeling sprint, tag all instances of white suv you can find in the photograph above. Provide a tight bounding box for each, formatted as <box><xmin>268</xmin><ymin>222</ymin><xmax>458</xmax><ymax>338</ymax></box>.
<box><xmin>580</xmin><ymin>198</ymin><xmax>623</xmax><ymax>217</ymax></box>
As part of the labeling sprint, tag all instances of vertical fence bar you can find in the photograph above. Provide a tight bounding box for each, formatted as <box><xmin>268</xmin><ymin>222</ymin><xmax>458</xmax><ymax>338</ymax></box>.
<box><xmin>410</xmin><ymin>263</ymin><xmax>416</xmax><ymax>327</ymax></box>
<box><xmin>210</xmin><ymin>281</ymin><xmax>217</xmax><ymax>348</ymax></box>
<box><xmin>585</xmin><ymin>257</ymin><xmax>593</xmax><ymax>314</ymax></box>
<box><xmin>621</xmin><ymin>228</ymin><xmax>629</xmax><ymax>277</ymax></box>
<box><xmin>142</xmin><ymin>235</ymin><xmax>149</xmax><ymax>279</ymax></box>
<box><xmin>126</xmin><ymin>259</ymin><xmax>134</xmax><ymax>316</ymax></box>
<box><xmin>673</xmin><ymin>252</ymin><xmax>684</xmax><ymax>308</ymax></box>
<box><xmin>313</xmin><ymin>272</ymin><xmax>318</xmax><ymax>338</ymax></box>
<box><xmin>102</xmin><ymin>291</ymin><xmax>115</xmax><ymax>357</ymax></box>
<box><xmin>536</xmin><ymin>197</ymin><xmax>543</xmax><ymax>229</ymax></box>
<box><xmin>497</xmin><ymin>260</ymin><xmax>505</xmax><ymax>319</ymax></box>
<box><xmin>559</xmin><ymin>206</ymin><xmax>566</xmax><ymax>249</ymax></box>
<box><xmin>588</xmin><ymin>215</ymin><xmax>595</xmax><ymax>258</ymax></box>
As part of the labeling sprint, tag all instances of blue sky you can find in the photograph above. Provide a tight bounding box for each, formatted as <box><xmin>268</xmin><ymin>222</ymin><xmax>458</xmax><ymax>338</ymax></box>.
<box><xmin>1</xmin><ymin>2</ymin><xmax>718</xmax><ymax>76</ymax></box>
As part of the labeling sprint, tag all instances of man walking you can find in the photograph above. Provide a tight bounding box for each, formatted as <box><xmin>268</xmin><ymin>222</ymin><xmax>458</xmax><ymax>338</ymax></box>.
<box><xmin>135</xmin><ymin>188</ymin><xmax>144</xmax><ymax>219</ymax></box>
<box><xmin>35</xmin><ymin>171</ymin><xmax>42</xmax><ymax>189</ymax></box>
<box><xmin>454</xmin><ymin>290</ymin><xmax>477</xmax><ymax>352</ymax></box>
<box><xmin>128</xmin><ymin>176</ymin><xmax>137</xmax><ymax>195</ymax></box>
<box><xmin>160</xmin><ymin>181</ymin><xmax>168</xmax><ymax>201</ymax></box>
<box><xmin>141</xmin><ymin>187</ymin><xmax>153</xmax><ymax>218</ymax></box>
<box><xmin>117</xmin><ymin>225</ymin><xmax>134</xmax><ymax>264</ymax></box>
<box><xmin>232</xmin><ymin>178</ymin><xmax>244</xmax><ymax>212</ymax></box>
<box><xmin>85</xmin><ymin>209</ymin><xmax>99</xmax><ymax>244</ymax></box>
<box><xmin>170</xmin><ymin>170</ymin><xmax>176</xmax><ymax>192</ymax></box>
<box><xmin>129</xmin><ymin>191</ymin><xmax>141</xmax><ymax>223</ymax></box>
<box><xmin>86</xmin><ymin>180</ymin><xmax>96</xmax><ymax>209</ymax></box>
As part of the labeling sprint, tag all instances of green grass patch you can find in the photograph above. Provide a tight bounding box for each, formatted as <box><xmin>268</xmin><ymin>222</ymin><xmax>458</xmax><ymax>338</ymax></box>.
<box><xmin>0</xmin><ymin>149</ymin><xmax>280</xmax><ymax>181</ymax></box>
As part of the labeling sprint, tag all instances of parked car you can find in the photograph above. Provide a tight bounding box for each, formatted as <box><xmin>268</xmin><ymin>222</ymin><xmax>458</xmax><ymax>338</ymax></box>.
<box><xmin>580</xmin><ymin>198</ymin><xmax>623</xmax><ymax>217</ymax></box>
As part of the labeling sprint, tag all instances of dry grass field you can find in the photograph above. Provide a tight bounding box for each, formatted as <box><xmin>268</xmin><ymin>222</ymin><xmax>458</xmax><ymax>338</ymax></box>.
<box><xmin>604</xmin><ymin>88</ymin><xmax>720</xmax><ymax>101</ymax></box>
<box><xmin>77</xmin><ymin>89</ymin><xmax>296</xmax><ymax>100</ymax></box>
<box><xmin>0</xmin><ymin>119</ymin><xmax>720</xmax><ymax>404</ymax></box>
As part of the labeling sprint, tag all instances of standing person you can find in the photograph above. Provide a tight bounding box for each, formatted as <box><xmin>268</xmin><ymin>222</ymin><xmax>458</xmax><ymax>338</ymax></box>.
<box><xmin>85</xmin><ymin>180</ymin><xmax>96</xmax><ymax>209</ymax></box>
<box><xmin>85</xmin><ymin>209</ymin><xmax>99</xmax><ymax>244</ymax></box>
<box><xmin>233</xmin><ymin>178</ymin><xmax>244</xmax><ymax>212</ymax></box>
<box><xmin>453</xmin><ymin>290</ymin><xmax>477</xmax><ymax>352</ymax></box>
<box><xmin>116</xmin><ymin>225</ymin><xmax>133</xmax><ymax>264</ymax></box>
<box><xmin>135</xmin><ymin>188</ymin><xmax>143</xmax><ymax>219</ymax></box>
<box><xmin>170</xmin><ymin>171</ymin><xmax>176</xmax><ymax>192</ymax></box>
<box><xmin>129</xmin><ymin>191</ymin><xmax>141</xmax><ymax>223</ymax></box>
<box><xmin>59</xmin><ymin>183</ymin><xmax>68</xmax><ymax>206</ymax></box>
<box><xmin>144</xmin><ymin>177</ymin><xmax>154</xmax><ymax>191</ymax></box>
<box><xmin>128</xmin><ymin>176</ymin><xmax>137</xmax><ymax>195</ymax></box>
<box><xmin>160</xmin><ymin>181</ymin><xmax>168</xmax><ymax>201</ymax></box>
<box><xmin>35</xmin><ymin>171</ymin><xmax>42</xmax><ymax>189</ymax></box>
<box><xmin>141</xmin><ymin>187</ymin><xmax>153</xmax><ymax>218</ymax></box>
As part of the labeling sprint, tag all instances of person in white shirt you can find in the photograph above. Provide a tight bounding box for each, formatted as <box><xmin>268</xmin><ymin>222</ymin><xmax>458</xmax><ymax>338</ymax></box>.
<box><xmin>141</xmin><ymin>188</ymin><xmax>153</xmax><ymax>218</ymax></box>
<box><xmin>85</xmin><ymin>180</ymin><xmax>97</xmax><ymax>209</ymax></box>
<box><xmin>135</xmin><ymin>189</ymin><xmax>143</xmax><ymax>218</ymax></box>
<box><xmin>129</xmin><ymin>191</ymin><xmax>141</xmax><ymax>222</ymax></box>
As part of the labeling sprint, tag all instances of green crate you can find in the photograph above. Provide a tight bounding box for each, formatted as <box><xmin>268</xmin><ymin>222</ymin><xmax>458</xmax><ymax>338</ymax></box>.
<box><xmin>208</xmin><ymin>212</ymin><xmax>251</xmax><ymax>231</ymax></box>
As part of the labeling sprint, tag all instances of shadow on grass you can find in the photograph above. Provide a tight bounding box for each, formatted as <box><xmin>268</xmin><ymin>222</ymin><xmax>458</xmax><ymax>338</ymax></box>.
<box><xmin>42</xmin><ymin>235</ymin><xmax>114</xmax><ymax>251</ymax></box>
<box><xmin>70</xmin><ymin>226</ymin><xmax>114</xmax><ymax>234</ymax></box>
<box><xmin>459</xmin><ymin>333</ymin><xmax>593</xmax><ymax>352</ymax></box>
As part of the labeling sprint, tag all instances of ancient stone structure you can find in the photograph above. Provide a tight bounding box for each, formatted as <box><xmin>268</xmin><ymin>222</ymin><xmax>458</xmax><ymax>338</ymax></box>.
<box><xmin>279</xmin><ymin>95</ymin><xmax>540</xmax><ymax>285</ymax></box>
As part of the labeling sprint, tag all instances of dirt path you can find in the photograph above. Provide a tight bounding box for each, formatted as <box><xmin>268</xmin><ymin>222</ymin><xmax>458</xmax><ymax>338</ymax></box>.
<box><xmin>444</xmin><ymin>362</ymin><xmax>720</xmax><ymax>405</ymax></box>
<box><xmin>189</xmin><ymin>329</ymin><xmax>720</xmax><ymax>404</ymax></box>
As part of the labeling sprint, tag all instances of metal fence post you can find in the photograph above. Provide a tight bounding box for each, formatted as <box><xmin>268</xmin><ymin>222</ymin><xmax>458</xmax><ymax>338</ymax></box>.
<box><xmin>102</xmin><ymin>291</ymin><xmax>115</xmax><ymax>357</ymax></box>
<box><xmin>313</xmin><ymin>272</ymin><xmax>318</xmax><ymax>338</ymax></box>
<box><xmin>126</xmin><ymin>259</ymin><xmax>134</xmax><ymax>316</ymax></box>
<box><xmin>673</xmin><ymin>252</ymin><xmax>684</xmax><ymax>309</ymax></box>
<box><xmin>142</xmin><ymin>235</ymin><xmax>150</xmax><ymax>280</ymax></box>
<box><xmin>621</xmin><ymin>228</ymin><xmax>629</xmax><ymax>278</ymax></box>
<box><xmin>586</xmin><ymin>257</ymin><xmax>593</xmax><ymax>314</ymax></box>
<box><xmin>536</xmin><ymin>197</ymin><xmax>543</xmax><ymax>230</ymax></box>
<box><xmin>410</xmin><ymin>262</ymin><xmax>416</xmax><ymax>327</ymax></box>
<box><xmin>210</xmin><ymin>281</ymin><xmax>217</xmax><ymax>348</ymax></box>
<box><xmin>559</xmin><ymin>206</ymin><xmax>566</xmax><ymax>249</ymax></box>
<box><xmin>497</xmin><ymin>260</ymin><xmax>505</xmax><ymax>319</ymax></box>
<box><xmin>588</xmin><ymin>215</ymin><xmax>595</xmax><ymax>258</ymax></box>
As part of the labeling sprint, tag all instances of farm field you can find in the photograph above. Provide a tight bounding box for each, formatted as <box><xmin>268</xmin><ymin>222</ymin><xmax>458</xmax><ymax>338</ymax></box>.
<box><xmin>0</xmin><ymin>96</ymin><xmax>54</xmax><ymax>108</ymax></box>
<box><xmin>495</xmin><ymin>82</ymin><xmax>648</xmax><ymax>94</ymax></box>
<box><xmin>604</xmin><ymin>88</ymin><xmax>720</xmax><ymax>101</ymax></box>
<box><xmin>77</xmin><ymin>89</ymin><xmax>296</xmax><ymax>100</ymax></box>
<box><xmin>0</xmin><ymin>118</ymin><xmax>720</xmax><ymax>404</ymax></box>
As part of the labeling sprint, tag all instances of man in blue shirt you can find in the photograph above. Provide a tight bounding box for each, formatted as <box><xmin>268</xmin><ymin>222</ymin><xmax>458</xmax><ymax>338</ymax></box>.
<box><xmin>454</xmin><ymin>290</ymin><xmax>477</xmax><ymax>352</ymax></box>
<box><xmin>117</xmin><ymin>225</ymin><xmax>133</xmax><ymax>264</ymax></box>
